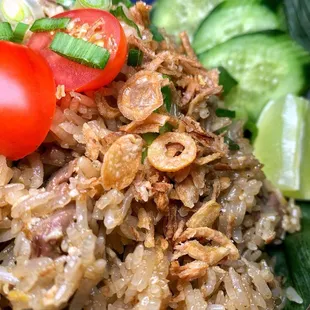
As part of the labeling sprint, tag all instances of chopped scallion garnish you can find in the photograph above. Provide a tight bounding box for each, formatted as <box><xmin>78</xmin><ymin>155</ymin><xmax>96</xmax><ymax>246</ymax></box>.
<box><xmin>57</xmin><ymin>0</ymin><xmax>76</xmax><ymax>8</ymax></box>
<box><xmin>75</xmin><ymin>0</ymin><xmax>111</xmax><ymax>9</ymax></box>
<box><xmin>50</xmin><ymin>32</ymin><xmax>110</xmax><ymax>69</ymax></box>
<box><xmin>215</xmin><ymin>108</ymin><xmax>236</xmax><ymax>118</ymax></box>
<box><xmin>142</xmin><ymin>133</ymin><xmax>158</xmax><ymax>146</ymax></box>
<box><xmin>149</xmin><ymin>24</ymin><xmax>164</xmax><ymax>42</ymax></box>
<box><xmin>112</xmin><ymin>0</ymin><xmax>132</xmax><ymax>8</ymax></box>
<box><xmin>159</xmin><ymin>122</ymin><xmax>173</xmax><ymax>135</ymax></box>
<box><xmin>110</xmin><ymin>5</ymin><xmax>142</xmax><ymax>38</ymax></box>
<box><xmin>224</xmin><ymin>136</ymin><xmax>240</xmax><ymax>151</ymax></box>
<box><xmin>161</xmin><ymin>85</ymin><xmax>172</xmax><ymax>112</ymax></box>
<box><xmin>30</xmin><ymin>17</ymin><xmax>71</xmax><ymax>32</ymax></box>
<box><xmin>141</xmin><ymin>148</ymin><xmax>147</xmax><ymax>163</ymax></box>
<box><xmin>214</xmin><ymin>126</ymin><xmax>228</xmax><ymax>135</ymax></box>
<box><xmin>0</xmin><ymin>0</ymin><xmax>29</xmax><ymax>23</ymax></box>
<box><xmin>162</xmin><ymin>74</ymin><xmax>172</xmax><ymax>81</ymax></box>
<box><xmin>0</xmin><ymin>22</ymin><xmax>13</xmax><ymax>41</ymax></box>
<box><xmin>12</xmin><ymin>22</ymin><xmax>28</xmax><ymax>43</ymax></box>
<box><xmin>127</xmin><ymin>48</ymin><xmax>143</xmax><ymax>66</ymax></box>
<box><xmin>218</xmin><ymin>66</ymin><xmax>238</xmax><ymax>96</ymax></box>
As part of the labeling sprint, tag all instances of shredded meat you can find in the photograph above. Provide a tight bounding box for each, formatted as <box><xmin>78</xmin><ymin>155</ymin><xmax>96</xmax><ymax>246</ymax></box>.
<box><xmin>31</xmin><ymin>204</ymin><xmax>75</xmax><ymax>258</ymax></box>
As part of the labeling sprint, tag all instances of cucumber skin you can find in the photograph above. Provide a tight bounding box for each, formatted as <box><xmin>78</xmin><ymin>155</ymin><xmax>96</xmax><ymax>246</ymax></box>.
<box><xmin>199</xmin><ymin>32</ymin><xmax>310</xmax><ymax>121</ymax></box>
<box><xmin>193</xmin><ymin>0</ymin><xmax>280</xmax><ymax>54</ymax></box>
<box><xmin>151</xmin><ymin>0</ymin><xmax>223</xmax><ymax>40</ymax></box>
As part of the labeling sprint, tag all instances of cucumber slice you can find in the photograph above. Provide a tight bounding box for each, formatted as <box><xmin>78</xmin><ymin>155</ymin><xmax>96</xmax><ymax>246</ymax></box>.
<box><xmin>199</xmin><ymin>33</ymin><xmax>310</xmax><ymax>121</ymax></box>
<box><xmin>193</xmin><ymin>0</ymin><xmax>280</xmax><ymax>54</ymax></box>
<box><xmin>151</xmin><ymin>0</ymin><xmax>223</xmax><ymax>40</ymax></box>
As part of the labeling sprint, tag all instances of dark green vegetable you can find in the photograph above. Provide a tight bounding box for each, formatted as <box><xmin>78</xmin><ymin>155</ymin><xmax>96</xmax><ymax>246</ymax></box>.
<box><xmin>142</xmin><ymin>133</ymin><xmax>158</xmax><ymax>146</ymax></box>
<box><xmin>30</xmin><ymin>17</ymin><xmax>71</xmax><ymax>32</ymax></box>
<box><xmin>141</xmin><ymin>133</ymin><xmax>158</xmax><ymax>163</ymax></box>
<box><xmin>141</xmin><ymin>148</ymin><xmax>148</xmax><ymax>163</ymax></box>
<box><xmin>214</xmin><ymin>126</ymin><xmax>228</xmax><ymax>135</ymax></box>
<box><xmin>266</xmin><ymin>245</ymin><xmax>301</xmax><ymax>310</ymax></box>
<box><xmin>284</xmin><ymin>202</ymin><xmax>310</xmax><ymax>309</ymax></box>
<box><xmin>149</xmin><ymin>23</ymin><xmax>164</xmax><ymax>42</ymax></box>
<box><xmin>50</xmin><ymin>32</ymin><xmax>110</xmax><ymax>69</ymax></box>
<box><xmin>12</xmin><ymin>22</ymin><xmax>28</xmax><ymax>43</ymax></box>
<box><xmin>110</xmin><ymin>6</ymin><xmax>142</xmax><ymax>38</ymax></box>
<box><xmin>284</xmin><ymin>0</ymin><xmax>310</xmax><ymax>52</ymax></box>
<box><xmin>215</xmin><ymin>108</ymin><xmax>236</xmax><ymax>118</ymax></box>
<box><xmin>218</xmin><ymin>66</ymin><xmax>238</xmax><ymax>96</ymax></box>
<box><xmin>127</xmin><ymin>49</ymin><xmax>143</xmax><ymax>66</ymax></box>
<box><xmin>161</xmin><ymin>85</ymin><xmax>172</xmax><ymax>112</ymax></box>
<box><xmin>224</xmin><ymin>136</ymin><xmax>240</xmax><ymax>150</ymax></box>
<box><xmin>159</xmin><ymin>122</ymin><xmax>174</xmax><ymax>135</ymax></box>
<box><xmin>0</xmin><ymin>22</ymin><xmax>13</xmax><ymax>41</ymax></box>
<box><xmin>112</xmin><ymin>0</ymin><xmax>132</xmax><ymax>8</ymax></box>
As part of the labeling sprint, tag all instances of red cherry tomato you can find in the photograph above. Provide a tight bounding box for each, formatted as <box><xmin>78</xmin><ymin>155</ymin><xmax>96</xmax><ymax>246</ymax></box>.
<box><xmin>28</xmin><ymin>9</ymin><xmax>127</xmax><ymax>92</ymax></box>
<box><xmin>0</xmin><ymin>41</ymin><xmax>56</xmax><ymax>160</ymax></box>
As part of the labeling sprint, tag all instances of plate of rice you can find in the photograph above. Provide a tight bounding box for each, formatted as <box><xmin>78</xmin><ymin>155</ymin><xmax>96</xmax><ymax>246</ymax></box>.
<box><xmin>0</xmin><ymin>0</ymin><xmax>305</xmax><ymax>309</ymax></box>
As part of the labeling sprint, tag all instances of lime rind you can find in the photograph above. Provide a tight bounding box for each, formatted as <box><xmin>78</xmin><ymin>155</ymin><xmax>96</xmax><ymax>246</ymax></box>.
<box><xmin>255</xmin><ymin>94</ymin><xmax>310</xmax><ymax>199</ymax></box>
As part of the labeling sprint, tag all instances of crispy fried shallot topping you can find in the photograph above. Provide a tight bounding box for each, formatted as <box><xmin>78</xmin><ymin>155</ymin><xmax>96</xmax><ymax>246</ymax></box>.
<box><xmin>147</xmin><ymin>132</ymin><xmax>197</xmax><ymax>172</ymax></box>
<box><xmin>101</xmin><ymin>134</ymin><xmax>143</xmax><ymax>190</ymax></box>
<box><xmin>117</xmin><ymin>70</ymin><xmax>166</xmax><ymax>121</ymax></box>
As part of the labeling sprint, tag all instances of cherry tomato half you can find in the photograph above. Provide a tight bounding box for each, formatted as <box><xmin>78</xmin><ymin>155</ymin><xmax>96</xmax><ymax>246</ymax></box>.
<box><xmin>28</xmin><ymin>9</ymin><xmax>127</xmax><ymax>92</ymax></box>
<box><xmin>0</xmin><ymin>41</ymin><xmax>56</xmax><ymax>160</ymax></box>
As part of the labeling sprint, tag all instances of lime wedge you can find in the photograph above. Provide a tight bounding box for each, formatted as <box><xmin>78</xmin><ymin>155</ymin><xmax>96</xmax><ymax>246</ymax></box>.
<box><xmin>254</xmin><ymin>94</ymin><xmax>310</xmax><ymax>199</ymax></box>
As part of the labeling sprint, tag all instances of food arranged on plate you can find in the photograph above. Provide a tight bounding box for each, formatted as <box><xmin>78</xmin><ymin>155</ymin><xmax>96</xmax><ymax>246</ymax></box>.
<box><xmin>0</xmin><ymin>0</ymin><xmax>308</xmax><ymax>309</ymax></box>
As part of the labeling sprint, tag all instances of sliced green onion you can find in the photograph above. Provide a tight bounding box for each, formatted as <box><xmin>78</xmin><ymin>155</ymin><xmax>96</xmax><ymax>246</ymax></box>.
<box><xmin>142</xmin><ymin>149</ymin><xmax>147</xmax><ymax>162</ymax></box>
<box><xmin>12</xmin><ymin>22</ymin><xmax>28</xmax><ymax>43</ymax></box>
<box><xmin>50</xmin><ymin>32</ymin><xmax>110</xmax><ymax>69</ymax></box>
<box><xmin>215</xmin><ymin>108</ymin><xmax>236</xmax><ymax>118</ymax></box>
<box><xmin>141</xmin><ymin>133</ymin><xmax>158</xmax><ymax>163</ymax></box>
<box><xmin>30</xmin><ymin>17</ymin><xmax>70</xmax><ymax>32</ymax></box>
<box><xmin>75</xmin><ymin>0</ymin><xmax>111</xmax><ymax>9</ymax></box>
<box><xmin>142</xmin><ymin>133</ymin><xmax>158</xmax><ymax>146</ymax></box>
<box><xmin>224</xmin><ymin>136</ymin><xmax>240</xmax><ymax>151</ymax></box>
<box><xmin>161</xmin><ymin>85</ymin><xmax>172</xmax><ymax>112</ymax></box>
<box><xmin>0</xmin><ymin>22</ymin><xmax>13</xmax><ymax>41</ymax></box>
<box><xmin>0</xmin><ymin>0</ymin><xmax>28</xmax><ymax>23</ymax></box>
<box><xmin>112</xmin><ymin>0</ymin><xmax>133</xmax><ymax>8</ymax></box>
<box><xmin>162</xmin><ymin>74</ymin><xmax>172</xmax><ymax>81</ymax></box>
<box><xmin>149</xmin><ymin>24</ymin><xmax>164</xmax><ymax>42</ymax></box>
<box><xmin>214</xmin><ymin>126</ymin><xmax>228</xmax><ymax>135</ymax></box>
<box><xmin>127</xmin><ymin>48</ymin><xmax>143</xmax><ymax>66</ymax></box>
<box><xmin>110</xmin><ymin>5</ymin><xmax>142</xmax><ymax>38</ymax></box>
<box><xmin>218</xmin><ymin>66</ymin><xmax>238</xmax><ymax>96</ymax></box>
<box><xmin>159</xmin><ymin>122</ymin><xmax>173</xmax><ymax>135</ymax></box>
<box><xmin>57</xmin><ymin>0</ymin><xmax>76</xmax><ymax>8</ymax></box>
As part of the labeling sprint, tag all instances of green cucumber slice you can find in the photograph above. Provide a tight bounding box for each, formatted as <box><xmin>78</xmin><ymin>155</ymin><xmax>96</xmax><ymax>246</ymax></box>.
<box><xmin>199</xmin><ymin>32</ymin><xmax>310</xmax><ymax>121</ymax></box>
<box><xmin>193</xmin><ymin>0</ymin><xmax>280</xmax><ymax>54</ymax></box>
<box><xmin>151</xmin><ymin>0</ymin><xmax>223</xmax><ymax>40</ymax></box>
